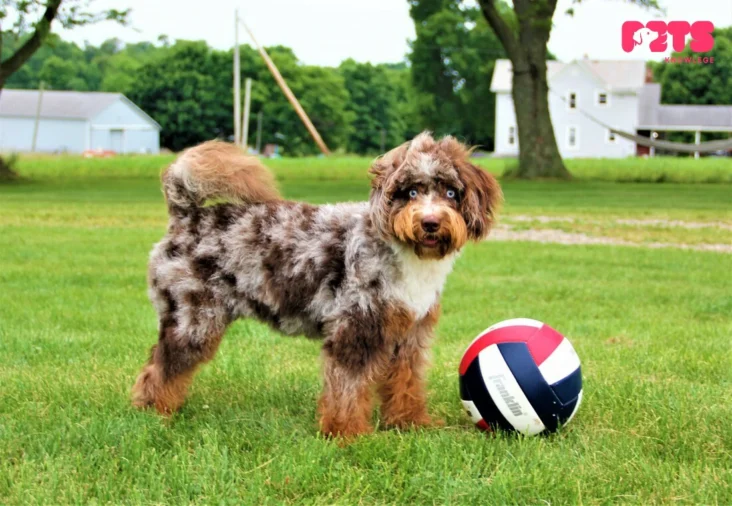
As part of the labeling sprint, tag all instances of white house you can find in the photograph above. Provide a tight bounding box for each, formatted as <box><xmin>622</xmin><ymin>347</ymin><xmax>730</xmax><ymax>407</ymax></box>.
<box><xmin>0</xmin><ymin>90</ymin><xmax>161</xmax><ymax>154</ymax></box>
<box><xmin>491</xmin><ymin>58</ymin><xmax>732</xmax><ymax>158</ymax></box>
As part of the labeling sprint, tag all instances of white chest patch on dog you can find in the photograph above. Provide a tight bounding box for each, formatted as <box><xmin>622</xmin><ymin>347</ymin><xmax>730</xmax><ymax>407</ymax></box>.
<box><xmin>389</xmin><ymin>246</ymin><xmax>456</xmax><ymax>319</ymax></box>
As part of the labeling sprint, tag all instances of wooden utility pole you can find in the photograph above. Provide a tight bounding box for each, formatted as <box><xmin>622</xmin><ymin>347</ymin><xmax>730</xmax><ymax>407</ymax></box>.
<box><xmin>241</xmin><ymin>77</ymin><xmax>252</xmax><ymax>148</ymax></box>
<box><xmin>31</xmin><ymin>81</ymin><xmax>45</xmax><ymax>152</ymax></box>
<box><xmin>241</xmin><ymin>19</ymin><xmax>330</xmax><ymax>155</ymax></box>
<box><xmin>233</xmin><ymin>9</ymin><xmax>241</xmax><ymax>146</ymax></box>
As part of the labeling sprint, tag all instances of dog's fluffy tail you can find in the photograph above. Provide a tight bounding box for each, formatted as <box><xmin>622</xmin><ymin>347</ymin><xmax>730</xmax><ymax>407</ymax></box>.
<box><xmin>162</xmin><ymin>140</ymin><xmax>280</xmax><ymax>216</ymax></box>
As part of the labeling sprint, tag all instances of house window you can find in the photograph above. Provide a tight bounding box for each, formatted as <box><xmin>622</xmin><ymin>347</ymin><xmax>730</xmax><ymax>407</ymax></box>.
<box><xmin>597</xmin><ymin>92</ymin><xmax>608</xmax><ymax>106</ymax></box>
<box><xmin>568</xmin><ymin>92</ymin><xmax>577</xmax><ymax>109</ymax></box>
<box><xmin>508</xmin><ymin>126</ymin><xmax>516</xmax><ymax>145</ymax></box>
<box><xmin>608</xmin><ymin>129</ymin><xmax>617</xmax><ymax>143</ymax></box>
<box><xmin>567</xmin><ymin>126</ymin><xmax>578</xmax><ymax>148</ymax></box>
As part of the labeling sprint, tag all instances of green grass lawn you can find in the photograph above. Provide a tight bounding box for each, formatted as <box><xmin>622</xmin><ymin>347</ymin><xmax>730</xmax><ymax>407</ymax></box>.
<box><xmin>1</xmin><ymin>156</ymin><xmax>731</xmax><ymax>504</ymax></box>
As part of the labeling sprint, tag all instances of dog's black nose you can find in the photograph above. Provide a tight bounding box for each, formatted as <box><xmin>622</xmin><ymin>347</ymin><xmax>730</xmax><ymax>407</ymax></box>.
<box><xmin>421</xmin><ymin>216</ymin><xmax>440</xmax><ymax>233</ymax></box>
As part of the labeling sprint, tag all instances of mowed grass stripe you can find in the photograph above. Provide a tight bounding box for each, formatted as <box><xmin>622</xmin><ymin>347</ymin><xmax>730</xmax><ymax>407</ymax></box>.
<box><xmin>10</xmin><ymin>152</ymin><xmax>732</xmax><ymax>184</ymax></box>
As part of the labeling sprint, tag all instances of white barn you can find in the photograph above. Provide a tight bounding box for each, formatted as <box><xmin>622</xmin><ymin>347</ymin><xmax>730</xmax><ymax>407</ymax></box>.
<box><xmin>491</xmin><ymin>58</ymin><xmax>732</xmax><ymax>158</ymax></box>
<box><xmin>0</xmin><ymin>89</ymin><xmax>161</xmax><ymax>154</ymax></box>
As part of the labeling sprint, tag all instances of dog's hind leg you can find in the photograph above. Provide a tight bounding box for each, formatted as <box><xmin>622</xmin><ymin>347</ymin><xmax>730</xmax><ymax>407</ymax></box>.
<box><xmin>132</xmin><ymin>289</ymin><xmax>229</xmax><ymax>415</ymax></box>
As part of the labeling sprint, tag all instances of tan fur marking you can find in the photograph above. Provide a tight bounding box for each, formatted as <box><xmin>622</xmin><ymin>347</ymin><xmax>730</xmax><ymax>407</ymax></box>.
<box><xmin>131</xmin><ymin>362</ymin><xmax>196</xmax><ymax>415</ymax></box>
<box><xmin>131</xmin><ymin>328</ymin><xmax>225</xmax><ymax>415</ymax></box>
<box><xmin>392</xmin><ymin>202</ymin><xmax>419</xmax><ymax>243</ymax></box>
<box><xmin>441</xmin><ymin>207</ymin><xmax>468</xmax><ymax>251</ymax></box>
<box><xmin>166</xmin><ymin>140</ymin><xmax>280</xmax><ymax>207</ymax></box>
<box><xmin>318</xmin><ymin>358</ymin><xmax>374</xmax><ymax>438</ymax></box>
<box><xmin>384</xmin><ymin>304</ymin><xmax>416</xmax><ymax>338</ymax></box>
<box><xmin>393</xmin><ymin>199</ymin><xmax>468</xmax><ymax>259</ymax></box>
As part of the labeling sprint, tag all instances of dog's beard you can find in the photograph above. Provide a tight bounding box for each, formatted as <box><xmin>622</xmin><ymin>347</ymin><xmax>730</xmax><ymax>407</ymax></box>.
<box><xmin>391</xmin><ymin>202</ymin><xmax>467</xmax><ymax>260</ymax></box>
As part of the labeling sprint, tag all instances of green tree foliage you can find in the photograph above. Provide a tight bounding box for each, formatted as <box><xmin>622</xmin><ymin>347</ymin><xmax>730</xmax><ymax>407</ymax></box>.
<box><xmin>652</xmin><ymin>27</ymin><xmax>732</xmax><ymax>105</ymax></box>
<box><xmin>381</xmin><ymin>62</ymin><xmax>421</xmax><ymax>141</ymax></box>
<box><xmin>125</xmin><ymin>42</ymin><xmax>353</xmax><ymax>155</ymax></box>
<box><xmin>408</xmin><ymin>0</ymin><xmax>505</xmax><ymax>149</ymax></box>
<box><xmin>291</xmin><ymin>65</ymin><xmax>352</xmax><ymax>154</ymax></box>
<box><xmin>126</xmin><ymin>41</ymin><xmax>232</xmax><ymax>152</ymax></box>
<box><xmin>339</xmin><ymin>59</ymin><xmax>408</xmax><ymax>154</ymax></box>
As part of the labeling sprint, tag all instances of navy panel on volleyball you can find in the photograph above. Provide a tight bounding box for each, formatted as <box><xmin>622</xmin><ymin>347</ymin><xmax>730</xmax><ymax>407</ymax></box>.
<box><xmin>459</xmin><ymin>318</ymin><xmax>582</xmax><ymax>435</ymax></box>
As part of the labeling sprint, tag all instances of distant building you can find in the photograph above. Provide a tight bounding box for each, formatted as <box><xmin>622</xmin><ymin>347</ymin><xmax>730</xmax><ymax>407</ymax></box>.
<box><xmin>491</xmin><ymin>59</ymin><xmax>732</xmax><ymax>158</ymax></box>
<box><xmin>0</xmin><ymin>90</ymin><xmax>161</xmax><ymax>154</ymax></box>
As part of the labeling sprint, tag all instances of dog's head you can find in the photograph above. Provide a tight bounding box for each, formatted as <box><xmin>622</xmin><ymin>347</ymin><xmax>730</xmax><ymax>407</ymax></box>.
<box><xmin>369</xmin><ymin>132</ymin><xmax>502</xmax><ymax>260</ymax></box>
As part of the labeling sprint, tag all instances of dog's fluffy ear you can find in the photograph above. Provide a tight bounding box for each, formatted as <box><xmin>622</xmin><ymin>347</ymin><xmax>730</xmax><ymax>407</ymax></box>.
<box><xmin>459</xmin><ymin>163</ymin><xmax>502</xmax><ymax>240</ymax></box>
<box><xmin>438</xmin><ymin>136</ymin><xmax>503</xmax><ymax>240</ymax></box>
<box><xmin>369</xmin><ymin>141</ymin><xmax>409</xmax><ymax>190</ymax></box>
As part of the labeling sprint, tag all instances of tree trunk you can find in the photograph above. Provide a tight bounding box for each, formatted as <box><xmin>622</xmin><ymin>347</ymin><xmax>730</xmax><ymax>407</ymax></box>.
<box><xmin>0</xmin><ymin>89</ymin><xmax>15</xmax><ymax>181</ymax></box>
<box><xmin>0</xmin><ymin>0</ymin><xmax>62</xmax><ymax>84</ymax></box>
<box><xmin>509</xmin><ymin>59</ymin><xmax>570</xmax><ymax>179</ymax></box>
<box><xmin>478</xmin><ymin>0</ymin><xmax>570</xmax><ymax>179</ymax></box>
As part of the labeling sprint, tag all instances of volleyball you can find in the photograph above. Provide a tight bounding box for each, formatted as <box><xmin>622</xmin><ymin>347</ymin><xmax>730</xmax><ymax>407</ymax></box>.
<box><xmin>459</xmin><ymin>318</ymin><xmax>582</xmax><ymax>435</ymax></box>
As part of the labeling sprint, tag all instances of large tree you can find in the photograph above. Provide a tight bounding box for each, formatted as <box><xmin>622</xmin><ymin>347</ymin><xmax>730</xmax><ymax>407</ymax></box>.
<box><xmin>477</xmin><ymin>0</ymin><xmax>569</xmax><ymax>178</ymax></box>
<box><xmin>0</xmin><ymin>0</ymin><xmax>127</xmax><ymax>179</ymax></box>
<box><xmin>476</xmin><ymin>0</ymin><xmax>658</xmax><ymax>179</ymax></box>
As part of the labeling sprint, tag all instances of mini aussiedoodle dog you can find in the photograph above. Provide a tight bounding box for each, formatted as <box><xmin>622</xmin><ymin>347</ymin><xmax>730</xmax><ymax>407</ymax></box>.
<box><xmin>131</xmin><ymin>131</ymin><xmax>502</xmax><ymax>437</ymax></box>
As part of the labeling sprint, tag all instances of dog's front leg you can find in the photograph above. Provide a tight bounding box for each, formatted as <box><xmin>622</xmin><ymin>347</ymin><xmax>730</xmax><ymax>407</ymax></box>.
<box><xmin>377</xmin><ymin>343</ymin><xmax>431</xmax><ymax>429</ymax></box>
<box><xmin>318</xmin><ymin>304</ymin><xmax>413</xmax><ymax>438</ymax></box>
<box><xmin>378</xmin><ymin>304</ymin><xmax>440</xmax><ymax>429</ymax></box>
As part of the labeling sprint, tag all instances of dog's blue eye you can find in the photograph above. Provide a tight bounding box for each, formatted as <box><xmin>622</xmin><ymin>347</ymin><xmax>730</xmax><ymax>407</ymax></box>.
<box><xmin>408</xmin><ymin>189</ymin><xmax>418</xmax><ymax>199</ymax></box>
<box><xmin>446</xmin><ymin>189</ymin><xmax>456</xmax><ymax>199</ymax></box>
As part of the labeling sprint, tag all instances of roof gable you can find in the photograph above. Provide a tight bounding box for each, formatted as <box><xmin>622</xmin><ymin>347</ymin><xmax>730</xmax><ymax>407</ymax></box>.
<box><xmin>490</xmin><ymin>59</ymin><xmax>647</xmax><ymax>93</ymax></box>
<box><xmin>491</xmin><ymin>59</ymin><xmax>565</xmax><ymax>92</ymax></box>
<box><xmin>550</xmin><ymin>60</ymin><xmax>606</xmax><ymax>88</ymax></box>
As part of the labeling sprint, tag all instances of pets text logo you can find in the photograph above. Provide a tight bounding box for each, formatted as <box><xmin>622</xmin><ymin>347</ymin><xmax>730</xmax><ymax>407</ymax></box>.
<box><xmin>622</xmin><ymin>21</ymin><xmax>715</xmax><ymax>63</ymax></box>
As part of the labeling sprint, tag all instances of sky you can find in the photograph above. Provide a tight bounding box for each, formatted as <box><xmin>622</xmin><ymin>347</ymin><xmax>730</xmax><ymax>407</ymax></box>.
<box><xmin>56</xmin><ymin>0</ymin><xmax>732</xmax><ymax>66</ymax></box>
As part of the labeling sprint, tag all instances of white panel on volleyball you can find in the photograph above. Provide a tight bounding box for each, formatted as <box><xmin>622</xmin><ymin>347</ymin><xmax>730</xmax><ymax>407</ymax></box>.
<box><xmin>478</xmin><ymin>345</ymin><xmax>546</xmax><ymax>436</ymax></box>
<box><xmin>485</xmin><ymin>318</ymin><xmax>542</xmax><ymax>332</ymax></box>
<box><xmin>566</xmin><ymin>390</ymin><xmax>583</xmax><ymax>425</ymax></box>
<box><xmin>461</xmin><ymin>400</ymin><xmax>484</xmax><ymax>426</ymax></box>
<box><xmin>538</xmin><ymin>338</ymin><xmax>581</xmax><ymax>385</ymax></box>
